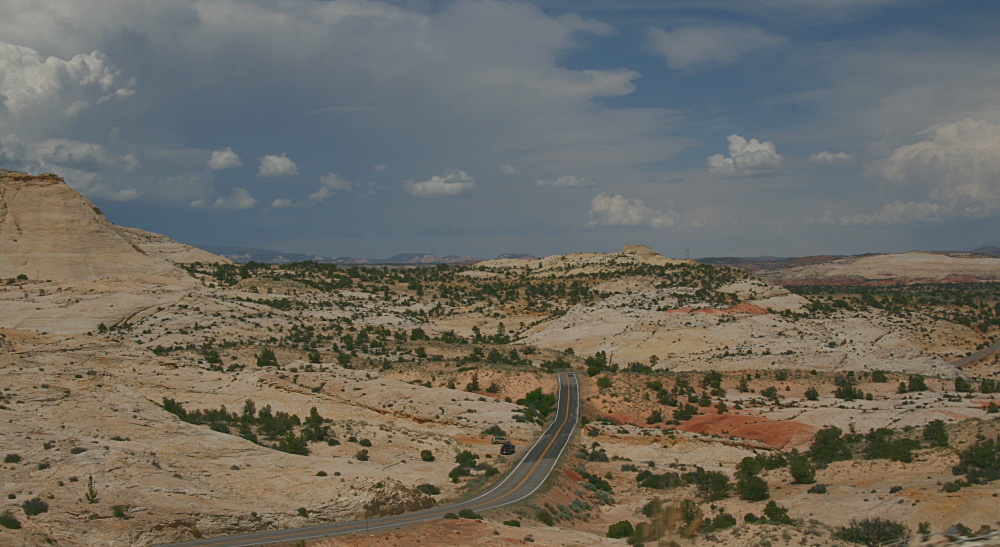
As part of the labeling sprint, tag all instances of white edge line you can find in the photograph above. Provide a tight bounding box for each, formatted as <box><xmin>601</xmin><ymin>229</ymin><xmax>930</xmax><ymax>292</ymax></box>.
<box><xmin>160</xmin><ymin>373</ymin><xmax>580</xmax><ymax>547</ymax></box>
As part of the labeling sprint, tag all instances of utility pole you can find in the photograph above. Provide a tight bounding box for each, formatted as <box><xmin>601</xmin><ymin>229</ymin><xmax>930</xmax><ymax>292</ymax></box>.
<box><xmin>685</xmin><ymin>249</ymin><xmax>690</xmax><ymax>260</ymax></box>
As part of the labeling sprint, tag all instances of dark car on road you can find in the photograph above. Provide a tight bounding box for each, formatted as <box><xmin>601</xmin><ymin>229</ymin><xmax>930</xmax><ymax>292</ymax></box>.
<box><xmin>500</xmin><ymin>442</ymin><xmax>515</xmax><ymax>455</ymax></box>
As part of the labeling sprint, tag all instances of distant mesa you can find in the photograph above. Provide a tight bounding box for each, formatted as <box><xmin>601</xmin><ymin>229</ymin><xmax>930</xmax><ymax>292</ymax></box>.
<box><xmin>195</xmin><ymin>246</ymin><xmax>541</xmax><ymax>265</ymax></box>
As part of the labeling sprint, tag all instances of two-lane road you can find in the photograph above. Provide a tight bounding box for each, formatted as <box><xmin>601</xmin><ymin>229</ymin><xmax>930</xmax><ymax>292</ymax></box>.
<box><xmin>158</xmin><ymin>372</ymin><xmax>581</xmax><ymax>547</ymax></box>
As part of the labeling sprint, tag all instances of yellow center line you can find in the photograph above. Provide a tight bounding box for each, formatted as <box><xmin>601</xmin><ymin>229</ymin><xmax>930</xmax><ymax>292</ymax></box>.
<box><xmin>175</xmin><ymin>374</ymin><xmax>577</xmax><ymax>547</ymax></box>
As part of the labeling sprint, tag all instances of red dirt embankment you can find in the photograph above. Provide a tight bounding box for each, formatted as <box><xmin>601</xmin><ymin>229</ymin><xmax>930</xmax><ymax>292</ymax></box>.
<box><xmin>677</xmin><ymin>414</ymin><xmax>816</xmax><ymax>451</ymax></box>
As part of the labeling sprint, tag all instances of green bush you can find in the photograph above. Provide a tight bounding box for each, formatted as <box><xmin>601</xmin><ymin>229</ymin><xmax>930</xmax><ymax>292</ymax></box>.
<box><xmin>443</xmin><ymin>512</ymin><xmax>458</xmax><ymax>519</ymax></box>
<box><xmin>762</xmin><ymin>501</ymin><xmax>793</xmax><ymax>525</ymax></box>
<box><xmin>536</xmin><ymin>508</ymin><xmax>554</xmax><ymax>526</ymax></box>
<box><xmin>297</xmin><ymin>507</ymin><xmax>308</xmax><ymax>517</ymax></box>
<box><xmin>483</xmin><ymin>425</ymin><xmax>506</xmax><ymax>437</ymax></box>
<box><xmin>923</xmin><ymin>420</ymin><xmax>949</xmax><ymax>447</ymax></box>
<box><xmin>0</xmin><ymin>511</ymin><xmax>20</xmax><ymax>529</ymax></box>
<box><xmin>789</xmin><ymin>454</ymin><xmax>816</xmax><ymax>484</ymax></box>
<box><xmin>807</xmin><ymin>484</ymin><xmax>827</xmax><ymax>494</ymax></box>
<box><xmin>954</xmin><ymin>435</ymin><xmax>1000</xmax><ymax>484</ymax></box>
<box><xmin>112</xmin><ymin>505</ymin><xmax>129</xmax><ymax>519</ymax></box>
<box><xmin>737</xmin><ymin>475</ymin><xmax>769</xmax><ymax>501</ymax></box>
<box><xmin>4</xmin><ymin>454</ymin><xmax>21</xmax><ymax>464</ymax></box>
<box><xmin>607</xmin><ymin>520</ymin><xmax>634</xmax><ymax>539</ymax></box>
<box><xmin>837</xmin><ymin>517</ymin><xmax>908</xmax><ymax>546</ymax></box>
<box><xmin>420</xmin><ymin>450</ymin><xmax>435</xmax><ymax>462</ymax></box>
<box><xmin>804</xmin><ymin>386</ymin><xmax>819</xmax><ymax>401</ymax></box>
<box><xmin>455</xmin><ymin>450</ymin><xmax>479</xmax><ymax>467</ymax></box>
<box><xmin>416</xmin><ymin>484</ymin><xmax>440</xmax><ymax>495</ymax></box>
<box><xmin>809</xmin><ymin>426</ymin><xmax>852</xmax><ymax>463</ymax></box>
<box><xmin>503</xmin><ymin>519</ymin><xmax>521</xmax><ymax>527</ymax></box>
<box><xmin>457</xmin><ymin>508</ymin><xmax>481</xmax><ymax>519</ymax></box>
<box><xmin>21</xmin><ymin>497</ymin><xmax>48</xmax><ymax>517</ymax></box>
<box><xmin>354</xmin><ymin>449</ymin><xmax>369</xmax><ymax>461</ymax></box>
<box><xmin>256</xmin><ymin>347</ymin><xmax>278</xmax><ymax>367</ymax></box>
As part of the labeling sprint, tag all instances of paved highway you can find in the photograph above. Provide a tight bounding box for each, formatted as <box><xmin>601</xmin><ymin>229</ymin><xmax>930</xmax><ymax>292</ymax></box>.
<box><xmin>157</xmin><ymin>372</ymin><xmax>581</xmax><ymax>547</ymax></box>
<box><xmin>952</xmin><ymin>337</ymin><xmax>1000</xmax><ymax>368</ymax></box>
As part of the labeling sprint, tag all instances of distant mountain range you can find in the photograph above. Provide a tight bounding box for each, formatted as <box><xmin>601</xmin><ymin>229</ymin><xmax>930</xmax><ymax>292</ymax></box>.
<box><xmin>196</xmin><ymin>245</ymin><xmax>538</xmax><ymax>265</ymax></box>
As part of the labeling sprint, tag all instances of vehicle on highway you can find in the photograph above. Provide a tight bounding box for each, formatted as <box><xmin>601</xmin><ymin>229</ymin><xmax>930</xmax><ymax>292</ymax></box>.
<box><xmin>567</xmin><ymin>372</ymin><xmax>574</xmax><ymax>377</ymax></box>
<box><xmin>491</xmin><ymin>435</ymin><xmax>509</xmax><ymax>444</ymax></box>
<box><xmin>500</xmin><ymin>442</ymin><xmax>515</xmax><ymax>455</ymax></box>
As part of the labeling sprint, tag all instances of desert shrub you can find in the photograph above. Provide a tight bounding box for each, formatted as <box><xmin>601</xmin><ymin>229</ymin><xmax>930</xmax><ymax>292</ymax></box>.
<box><xmin>737</xmin><ymin>474</ymin><xmax>769</xmax><ymax>501</ymax></box>
<box><xmin>696</xmin><ymin>470</ymin><xmax>731</xmax><ymax>501</ymax></box>
<box><xmin>354</xmin><ymin>449</ymin><xmax>369</xmax><ymax>461</ymax></box>
<box><xmin>316</xmin><ymin>471</ymin><xmax>327</xmax><ymax>476</ymax></box>
<box><xmin>21</xmin><ymin>497</ymin><xmax>48</xmax><ymax>517</ymax></box>
<box><xmin>518</xmin><ymin>388</ymin><xmax>557</xmax><ymax>418</ymax></box>
<box><xmin>646</xmin><ymin>410</ymin><xmax>663</xmax><ymax>424</ymax></box>
<box><xmin>536</xmin><ymin>508</ymin><xmax>554</xmax><ymax>526</ymax></box>
<box><xmin>923</xmin><ymin>420</ymin><xmax>949</xmax><ymax>447</ymax></box>
<box><xmin>420</xmin><ymin>450</ymin><xmax>435</xmax><ymax>462</ymax></box>
<box><xmin>455</xmin><ymin>450</ymin><xmax>479</xmax><ymax>467</ymax></box>
<box><xmin>607</xmin><ymin>520</ymin><xmax>634</xmax><ymax>539</ymax></box>
<box><xmin>112</xmin><ymin>505</ymin><xmax>129</xmax><ymax>519</ymax></box>
<box><xmin>448</xmin><ymin>466</ymin><xmax>471</xmax><ymax>483</ymax></box>
<box><xmin>807</xmin><ymin>484</ymin><xmax>827</xmax><ymax>494</ymax></box>
<box><xmin>889</xmin><ymin>485</ymin><xmax>902</xmax><ymax>494</ymax></box>
<box><xmin>705</xmin><ymin>512</ymin><xmax>737</xmax><ymax>532</ymax></box>
<box><xmin>483</xmin><ymin>425</ymin><xmax>506</xmax><ymax>437</ymax></box>
<box><xmin>943</xmin><ymin>481</ymin><xmax>962</xmax><ymax>493</ymax></box>
<box><xmin>834</xmin><ymin>375</ymin><xmax>864</xmax><ymax>401</ymax></box>
<box><xmin>672</xmin><ymin>404</ymin><xmax>698</xmax><ymax>421</ymax></box>
<box><xmin>954</xmin><ymin>377</ymin><xmax>972</xmax><ymax>392</ymax></box>
<box><xmin>503</xmin><ymin>519</ymin><xmax>521</xmax><ymax>527</ymax></box>
<box><xmin>809</xmin><ymin>426</ymin><xmax>852</xmax><ymax>463</ymax></box>
<box><xmin>907</xmin><ymin>374</ymin><xmax>928</xmax><ymax>392</ymax></box>
<box><xmin>4</xmin><ymin>454</ymin><xmax>21</xmax><ymax>464</ymax></box>
<box><xmin>297</xmin><ymin>507</ymin><xmax>308</xmax><ymax>517</ymax></box>
<box><xmin>458</xmin><ymin>508</ymin><xmax>481</xmax><ymax>519</ymax></box>
<box><xmin>256</xmin><ymin>347</ymin><xmax>278</xmax><ymax>367</ymax></box>
<box><xmin>864</xmin><ymin>428</ymin><xmax>920</xmax><ymax>463</ymax></box>
<box><xmin>762</xmin><ymin>501</ymin><xmax>793</xmax><ymax>525</ymax></box>
<box><xmin>636</xmin><ymin>470</ymin><xmax>682</xmax><ymax>490</ymax></box>
<box><xmin>953</xmin><ymin>436</ymin><xmax>1000</xmax><ymax>484</ymax></box>
<box><xmin>871</xmin><ymin>370</ymin><xmax>889</xmax><ymax>383</ymax></box>
<box><xmin>804</xmin><ymin>386</ymin><xmax>819</xmax><ymax>401</ymax></box>
<box><xmin>417</xmin><ymin>483</ymin><xmax>440</xmax><ymax>495</ymax></box>
<box><xmin>789</xmin><ymin>454</ymin><xmax>816</xmax><ymax>484</ymax></box>
<box><xmin>0</xmin><ymin>511</ymin><xmax>20</xmax><ymax>529</ymax></box>
<box><xmin>358</xmin><ymin>438</ymin><xmax>372</xmax><ymax>447</ymax></box>
<box><xmin>837</xmin><ymin>517</ymin><xmax>908</xmax><ymax>546</ymax></box>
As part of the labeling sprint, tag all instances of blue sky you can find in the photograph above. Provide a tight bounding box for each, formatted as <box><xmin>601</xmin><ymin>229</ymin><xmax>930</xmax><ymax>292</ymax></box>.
<box><xmin>2</xmin><ymin>0</ymin><xmax>999</xmax><ymax>259</ymax></box>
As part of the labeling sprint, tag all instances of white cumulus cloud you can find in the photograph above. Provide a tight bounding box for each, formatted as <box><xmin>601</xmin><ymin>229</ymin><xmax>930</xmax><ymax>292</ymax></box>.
<box><xmin>0</xmin><ymin>42</ymin><xmax>134</xmax><ymax>138</ymax></box>
<box><xmin>848</xmin><ymin>118</ymin><xmax>1000</xmax><ymax>224</ymax></box>
<box><xmin>309</xmin><ymin>173</ymin><xmax>353</xmax><ymax>202</ymax></box>
<box><xmin>707</xmin><ymin>134</ymin><xmax>785</xmax><ymax>177</ymax></box>
<box><xmin>499</xmin><ymin>164</ymin><xmax>521</xmax><ymax>176</ymax></box>
<box><xmin>258</xmin><ymin>154</ymin><xmax>299</xmax><ymax>177</ymax></box>
<box><xmin>207</xmin><ymin>147</ymin><xmax>242</xmax><ymax>170</ymax></box>
<box><xmin>648</xmin><ymin>26</ymin><xmax>786</xmax><ymax>70</ymax></box>
<box><xmin>809</xmin><ymin>151</ymin><xmax>856</xmax><ymax>165</ymax></box>
<box><xmin>191</xmin><ymin>187</ymin><xmax>257</xmax><ymax>210</ymax></box>
<box><xmin>587</xmin><ymin>193</ymin><xmax>679</xmax><ymax>229</ymax></box>
<box><xmin>373</xmin><ymin>164</ymin><xmax>389</xmax><ymax>172</ymax></box>
<box><xmin>271</xmin><ymin>198</ymin><xmax>302</xmax><ymax>209</ymax></box>
<box><xmin>535</xmin><ymin>175</ymin><xmax>594</xmax><ymax>188</ymax></box>
<box><xmin>403</xmin><ymin>170</ymin><xmax>475</xmax><ymax>198</ymax></box>
<box><xmin>31</xmin><ymin>139</ymin><xmax>138</xmax><ymax>172</ymax></box>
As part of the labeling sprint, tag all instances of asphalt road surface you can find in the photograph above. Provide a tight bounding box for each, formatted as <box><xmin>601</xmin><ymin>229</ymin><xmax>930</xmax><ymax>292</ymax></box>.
<box><xmin>157</xmin><ymin>371</ymin><xmax>581</xmax><ymax>547</ymax></box>
<box><xmin>952</xmin><ymin>337</ymin><xmax>1000</xmax><ymax>368</ymax></box>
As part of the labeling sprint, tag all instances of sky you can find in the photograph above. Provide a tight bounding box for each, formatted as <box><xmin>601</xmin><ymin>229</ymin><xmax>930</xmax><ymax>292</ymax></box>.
<box><xmin>2</xmin><ymin>0</ymin><xmax>1000</xmax><ymax>260</ymax></box>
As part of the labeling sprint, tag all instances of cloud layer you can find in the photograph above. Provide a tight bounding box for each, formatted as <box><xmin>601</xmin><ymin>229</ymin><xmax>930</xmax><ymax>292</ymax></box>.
<box><xmin>404</xmin><ymin>170</ymin><xmax>475</xmax><ymax>198</ymax></box>
<box><xmin>587</xmin><ymin>193</ymin><xmax>679</xmax><ymax>229</ymax></box>
<box><xmin>707</xmin><ymin>134</ymin><xmax>785</xmax><ymax>177</ymax></box>
<box><xmin>648</xmin><ymin>26</ymin><xmax>786</xmax><ymax>70</ymax></box>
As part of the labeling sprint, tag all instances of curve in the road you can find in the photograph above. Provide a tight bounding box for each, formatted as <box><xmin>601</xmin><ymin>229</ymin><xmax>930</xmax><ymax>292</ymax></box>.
<box><xmin>157</xmin><ymin>372</ymin><xmax>580</xmax><ymax>547</ymax></box>
<box><xmin>953</xmin><ymin>337</ymin><xmax>1000</xmax><ymax>368</ymax></box>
